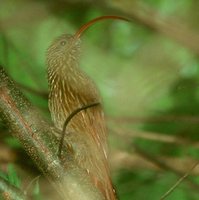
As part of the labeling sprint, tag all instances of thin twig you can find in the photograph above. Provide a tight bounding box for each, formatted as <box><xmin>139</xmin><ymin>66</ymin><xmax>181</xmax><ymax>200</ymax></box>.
<box><xmin>58</xmin><ymin>102</ymin><xmax>100</xmax><ymax>158</ymax></box>
<box><xmin>111</xmin><ymin>150</ymin><xmax>199</xmax><ymax>175</ymax></box>
<box><xmin>24</xmin><ymin>175</ymin><xmax>41</xmax><ymax>196</ymax></box>
<box><xmin>160</xmin><ymin>162</ymin><xmax>199</xmax><ymax>200</ymax></box>
<box><xmin>110</xmin><ymin>127</ymin><xmax>199</xmax><ymax>149</ymax></box>
<box><xmin>110</xmin><ymin>115</ymin><xmax>199</xmax><ymax>124</ymax></box>
<box><xmin>134</xmin><ymin>145</ymin><xmax>199</xmax><ymax>192</ymax></box>
<box><xmin>16</xmin><ymin>82</ymin><xmax>48</xmax><ymax>100</ymax></box>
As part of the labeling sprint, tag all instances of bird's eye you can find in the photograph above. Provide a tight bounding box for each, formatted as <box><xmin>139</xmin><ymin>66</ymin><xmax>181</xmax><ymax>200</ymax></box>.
<box><xmin>60</xmin><ymin>40</ymin><xmax>67</xmax><ymax>46</ymax></box>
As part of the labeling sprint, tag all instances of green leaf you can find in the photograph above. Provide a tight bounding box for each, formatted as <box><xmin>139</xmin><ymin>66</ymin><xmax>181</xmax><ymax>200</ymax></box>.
<box><xmin>7</xmin><ymin>164</ymin><xmax>21</xmax><ymax>188</ymax></box>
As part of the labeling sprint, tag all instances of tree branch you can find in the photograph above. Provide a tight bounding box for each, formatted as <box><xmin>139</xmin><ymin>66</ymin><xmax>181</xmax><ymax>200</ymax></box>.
<box><xmin>0</xmin><ymin>66</ymin><xmax>104</xmax><ymax>200</ymax></box>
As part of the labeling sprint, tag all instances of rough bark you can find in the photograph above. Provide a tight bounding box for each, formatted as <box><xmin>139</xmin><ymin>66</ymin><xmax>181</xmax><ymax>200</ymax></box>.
<box><xmin>0</xmin><ymin>66</ymin><xmax>104</xmax><ymax>200</ymax></box>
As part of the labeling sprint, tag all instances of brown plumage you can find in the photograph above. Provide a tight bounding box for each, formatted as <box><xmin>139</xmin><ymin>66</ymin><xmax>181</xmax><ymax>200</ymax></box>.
<box><xmin>46</xmin><ymin>16</ymin><xmax>127</xmax><ymax>200</ymax></box>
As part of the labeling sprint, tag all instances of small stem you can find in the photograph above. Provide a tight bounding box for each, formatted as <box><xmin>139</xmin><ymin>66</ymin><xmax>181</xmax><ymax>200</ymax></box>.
<box><xmin>58</xmin><ymin>102</ymin><xmax>100</xmax><ymax>158</ymax></box>
<box><xmin>160</xmin><ymin>162</ymin><xmax>199</xmax><ymax>200</ymax></box>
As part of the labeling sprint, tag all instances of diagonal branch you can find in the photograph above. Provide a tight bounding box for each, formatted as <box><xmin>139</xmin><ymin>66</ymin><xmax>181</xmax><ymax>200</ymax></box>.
<box><xmin>0</xmin><ymin>66</ymin><xmax>104</xmax><ymax>200</ymax></box>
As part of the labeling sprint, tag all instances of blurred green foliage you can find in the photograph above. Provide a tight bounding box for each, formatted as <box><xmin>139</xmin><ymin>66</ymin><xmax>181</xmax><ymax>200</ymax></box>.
<box><xmin>0</xmin><ymin>164</ymin><xmax>21</xmax><ymax>188</ymax></box>
<box><xmin>0</xmin><ymin>0</ymin><xmax>199</xmax><ymax>199</ymax></box>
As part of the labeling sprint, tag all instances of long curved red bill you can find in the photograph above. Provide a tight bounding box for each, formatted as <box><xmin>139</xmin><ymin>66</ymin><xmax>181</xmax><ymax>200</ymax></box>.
<box><xmin>74</xmin><ymin>15</ymin><xmax>129</xmax><ymax>39</ymax></box>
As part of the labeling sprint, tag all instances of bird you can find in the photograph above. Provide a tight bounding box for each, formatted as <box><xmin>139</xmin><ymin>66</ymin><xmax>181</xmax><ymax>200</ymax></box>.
<box><xmin>46</xmin><ymin>16</ymin><xmax>127</xmax><ymax>200</ymax></box>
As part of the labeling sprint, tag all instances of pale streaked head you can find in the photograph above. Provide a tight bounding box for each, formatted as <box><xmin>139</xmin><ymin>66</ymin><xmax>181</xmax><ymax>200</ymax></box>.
<box><xmin>46</xmin><ymin>34</ymin><xmax>81</xmax><ymax>70</ymax></box>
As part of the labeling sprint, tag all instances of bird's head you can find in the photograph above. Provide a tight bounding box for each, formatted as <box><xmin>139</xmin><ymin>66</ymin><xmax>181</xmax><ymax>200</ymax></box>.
<box><xmin>46</xmin><ymin>16</ymin><xmax>128</xmax><ymax>71</ymax></box>
<box><xmin>46</xmin><ymin>34</ymin><xmax>81</xmax><ymax>69</ymax></box>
